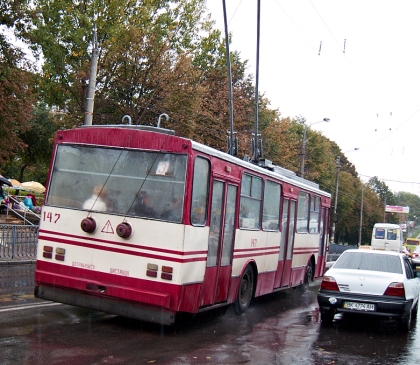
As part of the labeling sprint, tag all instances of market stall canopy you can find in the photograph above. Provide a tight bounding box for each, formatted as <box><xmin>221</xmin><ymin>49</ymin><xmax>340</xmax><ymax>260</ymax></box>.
<box><xmin>21</xmin><ymin>181</ymin><xmax>46</xmax><ymax>194</ymax></box>
<box><xmin>0</xmin><ymin>175</ymin><xmax>12</xmax><ymax>187</ymax></box>
<box><xmin>8</xmin><ymin>179</ymin><xmax>23</xmax><ymax>189</ymax></box>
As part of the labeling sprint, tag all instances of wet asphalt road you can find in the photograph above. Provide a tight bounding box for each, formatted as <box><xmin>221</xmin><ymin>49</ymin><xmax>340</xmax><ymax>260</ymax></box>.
<box><xmin>1</xmin><ymin>263</ymin><xmax>420</xmax><ymax>365</ymax></box>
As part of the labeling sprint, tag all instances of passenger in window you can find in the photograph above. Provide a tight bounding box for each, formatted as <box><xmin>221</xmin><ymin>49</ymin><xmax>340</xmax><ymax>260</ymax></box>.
<box><xmin>161</xmin><ymin>198</ymin><xmax>182</xmax><ymax>222</ymax></box>
<box><xmin>240</xmin><ymin>204</ymin><xmax>249</xmax><ymax>218</ymax></box>
<box><xmin>133</xmin><ymin>191</ymin><xmax>156</xmax><ymax>218</ymax></box>
<box><xmin>83</xmin><ymin>185</ymin><xmax>108</xmax><ymax>211</ymax></box>
<box><xmin>239</xmin><ymin>204</ymin><xmax>248</xmax><ymax>226</ymax></box>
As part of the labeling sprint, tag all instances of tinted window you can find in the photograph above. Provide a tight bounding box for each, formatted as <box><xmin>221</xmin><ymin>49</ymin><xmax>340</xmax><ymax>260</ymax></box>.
<box><xmin>239</xmin><ymin>174</ymin><xmax>262</xmax><ymax>230</ymax></box>
<box><xmin>375</xmin><ymin>228</ymin><xmax>385</xmax><ymax>239</ymax></box>
<box><xmin>309</xmin><ymin>196</ymin><xmax>320</xmax><ymax>233</ymax></box>
<box><xmin>262</xmin><ymin>180</ymin><xmax>280</xmax><ymax>231</ymax></box>
<box><xmin>297</xmin><ymin>192</ymin><xmax>309</xmax><ymax>233</ymax></box>
<box><xmin>387</xmin><ymin>229</ymin><xmax>398</xmax><ymax>240</ymax></box>
<box><xmin>333</xmin><ymin>252</ymin><xmax>402</xmax><ymax>274</ymax></box>
<box><xmin>404</xmin><ymin>259</ymin><xmax>415</xmax><ymax>279</ymax></box>
<box><xmin>191</xmin><ymin>157</ymin><xmax>210</xmax><ymax>226</ymax></box>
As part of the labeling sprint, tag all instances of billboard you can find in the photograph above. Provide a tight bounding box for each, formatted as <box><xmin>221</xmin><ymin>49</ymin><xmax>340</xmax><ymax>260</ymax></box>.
<box><xmin>385</xmin><ymin>205</ymin><xmax>410</xmax><ymax>213</ymax></box>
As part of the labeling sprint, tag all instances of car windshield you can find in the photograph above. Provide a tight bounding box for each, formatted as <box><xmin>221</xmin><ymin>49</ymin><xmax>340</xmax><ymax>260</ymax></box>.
<box><xmin>333</xmin><ymin>252</ymin><xmax>403</xmax><ymax>274</ymax></box>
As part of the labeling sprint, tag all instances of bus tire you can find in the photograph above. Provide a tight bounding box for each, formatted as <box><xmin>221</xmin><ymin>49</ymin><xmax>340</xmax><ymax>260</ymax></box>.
<box><xmin>234</xmin><ymin>265</ymin><xmax>254</xmax><ymax>315</ymax></box>
<box><xmin>298</xmin><ymin>264</ymin><xmax>313</xmax><ymax>294</ymax></box>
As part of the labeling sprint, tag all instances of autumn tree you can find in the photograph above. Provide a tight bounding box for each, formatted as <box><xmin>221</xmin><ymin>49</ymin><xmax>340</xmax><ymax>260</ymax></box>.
<box><xmin>17</xmin><ymin>0</ymin><xmax>221</xmax><ymax>130</ymax></box>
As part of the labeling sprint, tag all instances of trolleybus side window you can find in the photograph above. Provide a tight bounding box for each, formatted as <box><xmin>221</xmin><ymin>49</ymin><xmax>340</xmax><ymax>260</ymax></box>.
<box><xmin>239</xmin><ymin>173</ymin><xmax>262</xmax><ymax>230</ymax></box>
<box><xmin>46</xmin><ymin>144</ymin><xmax>187</xmax><ymax>222</ymax></box>
<box><xmin>309</xmin><ymin>196</ymin><xmax>321</xmax><ymax>233</ymax></box>
<box><xmin>262</xmin><ymin>180</ymin><xmax>281</xmax><ymax>231</ymax></box>
<box><xmin>191</xmin><ymin>156</ymin><xmax>210</xmax><ymax>226</ymax></box>
<box><xmin>286</xmin><ymin>201</ymin><xmax>296</xmax><ymax>259</ymax></box>
<box><xmin>297</xmin><ymin>191</ymin><xmax>310</xmax><ymax>233</ymax></box>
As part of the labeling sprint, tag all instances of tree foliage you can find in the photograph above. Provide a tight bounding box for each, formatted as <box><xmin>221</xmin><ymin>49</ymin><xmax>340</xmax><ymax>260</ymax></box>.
<box><xmin>0</xmin><ymin>0</ymin><xmax>414</xmax><ymax>245</ymax></box>
<box><xmin>0</xmin><ymin>36</ymin><xmax>35</xmax><ymax>165</ymax></box>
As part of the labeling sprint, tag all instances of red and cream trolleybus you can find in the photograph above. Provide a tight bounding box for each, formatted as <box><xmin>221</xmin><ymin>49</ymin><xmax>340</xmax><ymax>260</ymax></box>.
<box><xmin>35</xmin><ymin>123</ymin><xmax>331</xmax><ymax>325</ymax></box>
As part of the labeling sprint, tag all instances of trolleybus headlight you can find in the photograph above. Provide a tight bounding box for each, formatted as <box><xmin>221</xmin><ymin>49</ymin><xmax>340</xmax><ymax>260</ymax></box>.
<box><xmin>116</xmin><ymin>222</ymin><xmax>133</xmax><ymax>239</ymax></box>
<box><xmin>81</xmin><ymin>217</ymin><xmax>97</xmax><ymax>233</ymax></box>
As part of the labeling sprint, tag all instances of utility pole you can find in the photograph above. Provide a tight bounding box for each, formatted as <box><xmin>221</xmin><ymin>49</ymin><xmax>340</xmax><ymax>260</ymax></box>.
<box><xmin>222</xmin><ymin>0</ymin><xmax>235</xmax><ymax>156</ymax></box>
<box><xmin>331</xmin><ymin>156</ymin><xmax>341</xmax><ymax>243</ymax></box>
<box><xmin>383</xmin><ymin>197</ymin><xmax>387</xmax><ymax>223</ymax></box>
<box><xmin>252</xmin><ymin>0</ymin><xmax>261</xmax><ymax>162</ymax></box>
<box><xmin>84</xmin><ymin>26</ymin><xmax>99</xmax><ymax>126</ymax></box>
<box><xmin>300</xmin><ymin>118</ymin><xmax>330</xmax><ymax>178</ymax></box>
<box><xmin>358</xmin><ymin>184</ymin><xmax>364</xmax><ymax>246</ymax></box>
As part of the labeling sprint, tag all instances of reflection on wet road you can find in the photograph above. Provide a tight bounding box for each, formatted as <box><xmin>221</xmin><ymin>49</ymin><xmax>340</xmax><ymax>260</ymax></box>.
<box><xmin>1</xmin><ymin>264</ymin><xmax>420</xmax><ymax>365</ymax></box>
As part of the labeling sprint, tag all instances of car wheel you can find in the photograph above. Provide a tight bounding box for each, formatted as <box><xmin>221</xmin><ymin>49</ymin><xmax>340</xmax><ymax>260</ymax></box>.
<box><xmin>320</xmin><ymin>309</ymin><xmax>334</xmax><ymax>325</ymax></box>
<box><xmin>412</xmin><ymin>301</ymin><xmax>419</xmax><ymax>318</ymax></box>
<box><xmin>400</xmin><ymin>310</ymin><xmax>412</xmax><ymax>331</ymax></box>
<box><xmin>298</xmin><ymin>264</ymin><xmax>313</xmax><ymax>294</ymax></box>
<box><xmin>234</xmin><ymin>265</ymin><xmax>254</xmax><ymax>315</ymax></box>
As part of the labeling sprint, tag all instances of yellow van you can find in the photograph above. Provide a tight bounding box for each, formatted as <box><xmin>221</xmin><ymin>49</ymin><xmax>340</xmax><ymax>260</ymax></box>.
<box><xmin>406</xmin><ymin>238</ymin><xmax>420</xmax><ymax>246</ymax></box>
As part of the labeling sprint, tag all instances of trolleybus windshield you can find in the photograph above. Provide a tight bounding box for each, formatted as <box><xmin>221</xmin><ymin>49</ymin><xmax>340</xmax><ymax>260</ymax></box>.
<box><xmin>46</xmin><ymin>144</ymin><xmax>187</xmax><ymax>222</ymax></box>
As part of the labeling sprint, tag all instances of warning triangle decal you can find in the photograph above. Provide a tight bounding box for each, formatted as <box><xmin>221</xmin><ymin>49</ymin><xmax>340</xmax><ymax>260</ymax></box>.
<box><xmin>101</xmin><ymin>220</ymin><xmax>114</xmax><ymax>234</ymax></box>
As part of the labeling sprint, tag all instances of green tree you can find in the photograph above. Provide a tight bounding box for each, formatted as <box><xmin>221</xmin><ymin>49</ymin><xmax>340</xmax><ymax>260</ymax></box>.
<box><xmin>369</xmin><ymin>176</ymin><xmax>397</xmax><ymax>223</ymax></box>
<box><xmin>0</xmin><ymin>37</ymin><xmax>35</xmax><ymax>167</ymax></box>
<box><xmin>394</xmin><ymin>191</ymin><xmax>420</xmax><ymax>220</ymax></box>
<box><xmin>2</xmin><ymin>103</ymin><xmax>57</xmax><ymax>183</ymax></box>
<box><xmin>361</xmin><ymin>184</ymin><xmax>384</xmax><ymax>243</ymax></box>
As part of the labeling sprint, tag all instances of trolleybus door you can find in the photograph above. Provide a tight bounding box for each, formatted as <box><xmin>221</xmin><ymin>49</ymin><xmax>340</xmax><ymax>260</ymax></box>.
<box><xmin>274</xmin><ymin>199</ymin><xmax>296</xmax><ymax>288</ymax></box>
<box><xmin>200</xmin><ymin>180</ymin><xmax>237</xmax><ymax>307</ymax></box>
<box><xmin>315</xmin><ymin>207</ymin><xmax>328</xmax><ymax>277</ymax></box>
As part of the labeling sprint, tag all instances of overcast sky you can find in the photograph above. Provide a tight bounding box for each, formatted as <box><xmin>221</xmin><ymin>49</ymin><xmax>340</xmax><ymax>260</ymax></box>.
<box><xmin>205</xmin><ymin>0</ymin><xmax>420</xmax><ymax>197</ymax></box>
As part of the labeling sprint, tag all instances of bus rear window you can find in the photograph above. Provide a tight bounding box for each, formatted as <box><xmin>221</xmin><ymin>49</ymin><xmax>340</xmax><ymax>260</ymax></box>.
<box><xmin>46</xmin><ymin>145</ymin><xmax>187</xmax><ymax>222</ymax></box>
<box><xmin>375</xmin><ymin>228</ymin><xmax>385</xmax><ymax>239</ymax></box>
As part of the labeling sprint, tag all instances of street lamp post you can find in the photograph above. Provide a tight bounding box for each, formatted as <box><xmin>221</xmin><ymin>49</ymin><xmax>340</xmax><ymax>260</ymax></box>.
<box><xmin>300</xmin><ymin>118</ymin><xmax>330</xmax><ymax>178</ymax></box>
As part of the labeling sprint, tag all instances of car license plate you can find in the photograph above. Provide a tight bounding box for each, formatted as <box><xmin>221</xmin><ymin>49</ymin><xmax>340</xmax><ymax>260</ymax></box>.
<box><xmin>343</xmin><ymin>301</ymin><xmax>375</xmax><ymax>311</ymax></box>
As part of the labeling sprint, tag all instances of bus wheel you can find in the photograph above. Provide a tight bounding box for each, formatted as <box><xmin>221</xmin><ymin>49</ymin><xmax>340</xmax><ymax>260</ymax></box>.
<box><xmin>298</xmin><ymin>264</ymin><xmax>313</xmax><ymax>294</ymax></box>
<box><xmin>234</xmin><ymin>265</ymin><xmax>254</xmax><ymax>315</ymax></box>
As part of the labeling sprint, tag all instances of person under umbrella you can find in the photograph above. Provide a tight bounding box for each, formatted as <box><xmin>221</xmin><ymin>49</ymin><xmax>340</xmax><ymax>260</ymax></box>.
<box><xmin>0</xmin><ymin>186</ymin><xmax>7</xmax><ymax>214</ymax></box>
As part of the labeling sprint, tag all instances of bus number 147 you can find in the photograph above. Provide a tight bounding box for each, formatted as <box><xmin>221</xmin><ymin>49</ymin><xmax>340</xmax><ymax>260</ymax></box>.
<box><xmin>43</xmin><ymin>211</ymin><xmax>61</xmax><ymax>223</ymax></box>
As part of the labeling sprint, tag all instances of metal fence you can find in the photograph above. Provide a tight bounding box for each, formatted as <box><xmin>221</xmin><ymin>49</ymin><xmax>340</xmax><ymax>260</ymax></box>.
<box><xmin>0</xmin><ymin>224</ymin><xmax>39</xmax><ymax>260</ymax></box>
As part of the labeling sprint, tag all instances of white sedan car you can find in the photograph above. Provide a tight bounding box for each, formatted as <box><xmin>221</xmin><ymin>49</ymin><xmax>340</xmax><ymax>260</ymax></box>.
<box><xmin>317</xmin><ymin>249</ymin><xmax>420</xmax><ymax>330</ymax></box>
